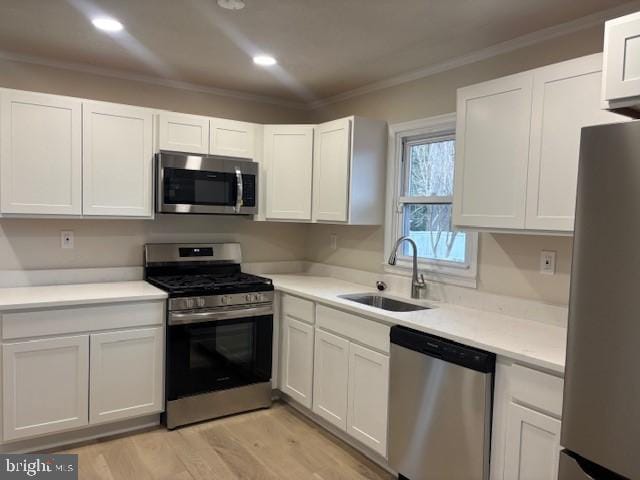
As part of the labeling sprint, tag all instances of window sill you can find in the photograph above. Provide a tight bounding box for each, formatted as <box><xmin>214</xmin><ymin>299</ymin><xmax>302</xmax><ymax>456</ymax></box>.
<box><xmin>383</xmin><ymin>262</ymin><xmax>477</xmax><ymax>289</ymax></box>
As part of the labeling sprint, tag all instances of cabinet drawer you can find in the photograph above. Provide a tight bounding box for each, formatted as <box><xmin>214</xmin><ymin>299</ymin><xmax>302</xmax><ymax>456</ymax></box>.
<box><xmin>511</xmin><ymin>363</ymin><xmax>564</xmax><ymax>417</ymax></box>
<box><xmin>2</xmin><ymin>301</ymin><xmax>164</xmax><ymax>340</ymax></box>
<box><xmin>282</xmin><ymin>294</ymin><xmax>315</xmax><ymax>325</ymax></box>
<box><xmin>316</xmin><ymin>305</ymin><xmax>390</xmax><ymax>354</ymax></box>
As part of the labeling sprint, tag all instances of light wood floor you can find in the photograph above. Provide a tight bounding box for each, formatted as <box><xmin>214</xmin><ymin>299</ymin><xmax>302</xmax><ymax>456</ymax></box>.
<box><xmin>56</xmin><ymin>403</ymin><xmax>394</xmax><ymax>480</ymax></box>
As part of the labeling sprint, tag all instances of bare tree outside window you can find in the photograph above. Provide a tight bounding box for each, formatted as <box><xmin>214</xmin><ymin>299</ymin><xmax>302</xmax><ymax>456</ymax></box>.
<box><xmin>401</xmin><ymin>136</ymin><xmax>466</xmax><ymax>263</ymax></box>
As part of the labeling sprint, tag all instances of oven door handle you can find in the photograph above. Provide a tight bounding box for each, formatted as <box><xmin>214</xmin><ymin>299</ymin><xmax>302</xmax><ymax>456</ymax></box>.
<box><xmin>168</xmin><ymin>304</ymin><xmax>272</xmax><ymax>326</ymax></box>
<box><xmin>235</xmin><ymin>167</ymin><xmax>243</xmax><ymax>213</ymax></box>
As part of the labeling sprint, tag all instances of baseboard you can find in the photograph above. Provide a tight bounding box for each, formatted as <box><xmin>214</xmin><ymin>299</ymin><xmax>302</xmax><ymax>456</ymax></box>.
<box><xmin>0</xmin><ymin>414</ymin><xmax>161</xmax><ymax>453</ymax></box>
<box><xmin>278</xmin><ymin>391</ymin><xmax>396</xmax><ymax>476</ymax></box>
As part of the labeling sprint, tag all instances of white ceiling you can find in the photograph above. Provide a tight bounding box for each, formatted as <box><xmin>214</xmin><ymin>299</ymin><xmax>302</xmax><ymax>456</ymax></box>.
<box><xmin>0</xmin><ymin>0</ymin><xmax>638</xmax><ymax>104</ymax></box>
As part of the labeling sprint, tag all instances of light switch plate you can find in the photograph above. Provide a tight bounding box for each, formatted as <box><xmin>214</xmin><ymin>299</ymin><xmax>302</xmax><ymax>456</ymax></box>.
<box><xmin>61</xmin><ymin>231</ymin><xmax>74</xmax><ymax>249</ymax></box>
<box><xmin>540</xmin><ymin>250</ymin><xmax>556</xmax><ymax>275</ymax></box>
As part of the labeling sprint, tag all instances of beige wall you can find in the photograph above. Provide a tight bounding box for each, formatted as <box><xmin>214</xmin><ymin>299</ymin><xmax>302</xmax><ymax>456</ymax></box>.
<box><xmin>0</xmin><ymin>217</ymin><xmax>307</xmax><ymax>270</ymax></box>
<box><xmin>0</xmin><ymin>58</ymin><xmax>308</xmax><ymax>124</ymax></box>
<box><xmin>0</xmin><ymin>58</ymin><xmax>309</xmax><ymax>270</ymax></box>
<box><xmin>305</xmin><ymin>26</ymin><xmax>608</xmax><ymax>306</ymax></box>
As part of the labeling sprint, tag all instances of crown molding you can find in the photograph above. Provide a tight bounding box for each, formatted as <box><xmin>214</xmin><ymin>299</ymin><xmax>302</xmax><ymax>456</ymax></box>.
<box><xmin>309</xmin><ymin>0</ymin><xmax>640</xmax><ymax>109</ymax></box>
<box><xmin>0</xmin><ymin>50</ymin><xmax>309</xmax><ymax>110</ymax></box>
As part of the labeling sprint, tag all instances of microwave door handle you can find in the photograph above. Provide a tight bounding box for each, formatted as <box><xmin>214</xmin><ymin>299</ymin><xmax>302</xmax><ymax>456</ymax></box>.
<box><xmin>235</xmin><ymin>167</ymin><xmax>243</xmax><ymax>213</ymax></box>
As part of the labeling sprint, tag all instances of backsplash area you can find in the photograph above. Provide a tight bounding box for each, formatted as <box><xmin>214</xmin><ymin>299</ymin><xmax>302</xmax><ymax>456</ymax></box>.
<box><xmin>0</xmin><ymin>216</ymin><xmax>309</xmax><ymax>270</ymax></box>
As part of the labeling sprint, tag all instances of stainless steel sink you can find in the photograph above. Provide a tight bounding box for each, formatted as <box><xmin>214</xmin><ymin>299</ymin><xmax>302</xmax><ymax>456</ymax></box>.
<box><xmin>338</xmin><ymin>293</ymin><xmax>430</xmax><ymax>312</ymax></box>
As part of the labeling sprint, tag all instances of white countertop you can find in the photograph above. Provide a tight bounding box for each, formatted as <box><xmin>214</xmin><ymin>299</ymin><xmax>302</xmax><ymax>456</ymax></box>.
<box><xmin>266</xmin><ymin>274</ymin><xmax>567</xmax><ymax>374</ymax></box>
<box><xmin>0</xmin><ymin>281</ymin><xmax>168</xmax><ymax>311</ymax></box>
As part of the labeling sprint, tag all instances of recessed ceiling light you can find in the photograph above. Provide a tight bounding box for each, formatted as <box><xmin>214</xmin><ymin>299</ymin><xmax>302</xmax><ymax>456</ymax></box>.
<box><xmin>91</xmin><ymin>17</ymin><xmax>124</xmax><ymax>32</ymax></box>
<box><xmin>253</xmin><ymin>55</ymin><xmax>277</xmax><ymax>67</ymax></box>
<box><xmin>217</xmin><ymin>0</ymin><xmax>245</xmax><ymax>10</ymax></box>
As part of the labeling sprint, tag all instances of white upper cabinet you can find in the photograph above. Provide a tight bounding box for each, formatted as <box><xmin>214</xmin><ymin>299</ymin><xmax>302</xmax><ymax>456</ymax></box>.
<box><xmin>0</xmin><ymin>90</ymin><xmax>82</xmax><ymax>215</ymax></box>
<box><xmin>526</xmin><ymin>54</ymin><xmax>626</xmax><ymax>231</ymax></box>
<box><xmin>82</xmin><ymin>101</ymin><xmax>154</xmax><ymax>217</ymax></box>
<box><xmin>313</xmin><ymin>118</ymin><xmax>351</xmax><ymax>223</ymax></box>
<box><xmin>454</xmin><ymin>53</ymin><xmax>627</xmax><ymax>233</ymax></box>
<box><xmin>264</xmin><ymin>125</ymin><xmax>314</xmax><ymax>221</ymax></box>
<box><xmin>210</xmin><ymin>118</ymin><xmax>256</xmax><ymax>159</ymax></box>
<box><xmin>313</xmin><ymin>116</ymin><xmax>386</xmax><ymax>225</ymax></box>
<box><xmin>454</xmin><ymin>72</ymin><xmax>533</xmax><ymax>229</ymax></box>
<box><xmin>602</xmin><ymin>11</ymin><xmax>640</xmax><ymax>110</ymax></box>
<box><xmin>158</xmin><ymin>111</ymin><xmax>209</xmax><ymax>154</ymax></box>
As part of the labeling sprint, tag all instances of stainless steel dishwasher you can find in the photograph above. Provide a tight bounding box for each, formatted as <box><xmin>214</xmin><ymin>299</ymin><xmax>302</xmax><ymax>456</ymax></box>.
<box><xmin>388</xmin><ymin>326</ymin><xmax>495</xmax><ymax>480</ymax></box>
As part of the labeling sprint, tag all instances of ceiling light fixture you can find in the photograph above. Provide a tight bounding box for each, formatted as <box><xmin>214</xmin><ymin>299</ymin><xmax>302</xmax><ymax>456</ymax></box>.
<box><xmin>91</xmin><ymin>17</ymin><xmax>124</xmax><ymax>32</ymax></box>
<box><xmin>217</xmin><ymin>0</ymin><xmax>246</xmax><ymax>10</ymax></box>
<box><xmin>253</xmin><ymin>55</ymin><xmax>277</xmax><ymax>67</ymax></box>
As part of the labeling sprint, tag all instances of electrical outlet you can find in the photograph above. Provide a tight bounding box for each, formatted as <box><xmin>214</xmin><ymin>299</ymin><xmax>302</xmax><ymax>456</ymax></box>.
<box><xmin>540</xmin><ymin>250</ymin><xmax>556</xmax><ymax>275</ymax></box>
<box><xmin>61</xmin><ymin>231</ymin><xmax>74</xmax><ymax>249</ymax></box>
<box><xmin>330</xmin><ymin>234</ymin><xmax>337</xmax><ymax>250</ymax></box>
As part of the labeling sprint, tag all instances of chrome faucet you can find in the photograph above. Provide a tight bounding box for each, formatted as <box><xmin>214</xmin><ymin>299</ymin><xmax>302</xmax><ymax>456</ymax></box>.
<box><xmin>388</xmin><ymin>236</ymin><xmax>427</xmax><ymax>299</ymax></box>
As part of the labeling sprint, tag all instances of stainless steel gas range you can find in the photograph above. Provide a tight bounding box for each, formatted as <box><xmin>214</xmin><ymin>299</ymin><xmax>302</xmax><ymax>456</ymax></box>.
<box><xmin>144</xmin><ymin>243</ymin><xmax>274</xmax><ymax>429</ymax></box>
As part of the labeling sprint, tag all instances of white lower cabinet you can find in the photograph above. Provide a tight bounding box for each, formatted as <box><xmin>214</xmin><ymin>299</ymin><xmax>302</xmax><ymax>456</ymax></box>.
<box><xmin>281</xmin><ymin>315</ymin><xmax>314</xmax><ymax>408</ymax></box>
<box><xmin>491</xmin><ymin>359</ymin><xmax>564</xmax><ymax>480</ymax></box>
<box><xmin>312</xmin><ymin>329</ymin><xmax>349</xmax><ymax>429</ymax></box>
<box><xmin>89</xmin><ymin>327</ymin><xmax>163</xmax><ymax>425</ymax></box>
<box><xmin>347</xmin><ymin>343</ymin><xmax>389</xmax><ymax>456</ymax></box>
<box><xmin>503</xmin><ymin>402</ymin><xmax>561</xmax><ymax>480</ymax></box>
<box><xmin>285</xmin><ymin>301</ymin><xmax>390</xmax><ymax>458</ymax></box>
<box><xmin>2</xmin><ymin>335</ymin><xmax>89</xmax><ymax>441</ymax></box>
<box><xmin>0</xmin><ymin>300</ymin><xmax>164</xmax><ymax>443</ymax></box>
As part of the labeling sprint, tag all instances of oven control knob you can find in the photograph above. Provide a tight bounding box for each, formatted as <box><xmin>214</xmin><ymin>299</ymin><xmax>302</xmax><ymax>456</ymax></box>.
<box><xmin>185</xmin><ymin>298</ymin><xmax>195</xmax><ymax>309</ymax></box>
<box><xmin>245</xmin><ymin>294</ymin><xmax>252</xmax><ymax>302</ymax></box>
<box><xmin>196</xmin><ymin>297</ymin><xmax>206</xmax><ymax>308</ymax></box>
<box><xmin>220</xmin><ymin>295</ymin><xmax>230</xmax><ymax>305</ymax></box>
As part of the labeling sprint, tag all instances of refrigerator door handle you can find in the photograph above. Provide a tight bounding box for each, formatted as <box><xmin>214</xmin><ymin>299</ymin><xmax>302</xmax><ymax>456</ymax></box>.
<box><xmin>559</xmin><ymin>450</ymin><xmax>626</xmax><ymax>480</ymax></box>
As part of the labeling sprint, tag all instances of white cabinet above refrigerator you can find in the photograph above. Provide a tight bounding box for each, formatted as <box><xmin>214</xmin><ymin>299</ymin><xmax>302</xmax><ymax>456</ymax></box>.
<box><xmin>602</xmin><ymin>11</ymin><xmax>640</xmax><ymax>113</ymax></box>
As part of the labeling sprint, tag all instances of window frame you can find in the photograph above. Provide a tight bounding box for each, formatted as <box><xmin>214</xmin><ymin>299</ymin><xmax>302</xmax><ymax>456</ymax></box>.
<box><xmin>384</xmin><ymin>113</ymin><xmax>478</xmax><ymax>288</ymax></box>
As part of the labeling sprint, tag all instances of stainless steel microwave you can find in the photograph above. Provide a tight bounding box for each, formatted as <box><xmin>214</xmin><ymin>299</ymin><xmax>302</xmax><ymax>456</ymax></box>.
<box><xmin>156</xmin><ymin>151</ymin><xmax>258</xmax><ymax>215</ymax></box>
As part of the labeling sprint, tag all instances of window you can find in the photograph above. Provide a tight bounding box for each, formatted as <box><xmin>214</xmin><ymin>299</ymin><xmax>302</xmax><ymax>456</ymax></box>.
<box><xmin>386</xmin><ymin>114</ymin><xmax>477</xmax><ymax>287</ymax></box>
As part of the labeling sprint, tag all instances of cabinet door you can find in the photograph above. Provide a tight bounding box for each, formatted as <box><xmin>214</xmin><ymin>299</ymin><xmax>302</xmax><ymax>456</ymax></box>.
<box><xmin>313</xmin><ymin>329</ymin><xmax>349</xmax><ymax>430</ymax></box>
<box><xmin>503</xmin><ymin>402</ymin><xmax>561</xmax><ymax>480</ymax></box>
<box><xmin>313</xmin><ymin>118</ymin><xmax>351</xmax><ymax>223</ymax></box>
<box><xmin>347</xmin><ymin>343</ymin><xmax>389</xmax><ymax>457</ymax></box>
<box><xmin>603</xmin><ymin>12</ymin><xmax>640</xmax><ymax>103</ymax></box>
<box><xmin>210</xmin><ymin>118</ymin><xmax>256</xmax><ymax>159</ymax></box>
<box><xmin>281</xmin><ymin>315</ymin><xmax>314</xmax><ymax>407</ymax></box>
<box><xmin>453</xmin><ymin>73</ymin><xmax>533</xmax><ymax>229</ymax></box>
<box><xmin>158</xmin><ymin>112</ymin><xmax>209</xmax><ymax>154</ymax></box>
<box><xmin>264</xmin><ymin>125</ymin><xmax>314</xmax><ymax>221</ymax></box>
<box><xmin>526</xmin><ymin>55</ymin><xmax>626</xmax><ymax>231</ymax></box>
<box><xmin>83</xmin><ymin>102</ymin><xmax>154</xmax><ymax>217</ymax></box>
<box><xmin>0</xmin><ymin>90</ymin><xmax>82</xmax><ymax>215</ymax></box>
<box><xmin>2</xmin><ymin>335</ymin><xmax>89</xmax><ymax>441</ymax></box>
<box><xmin>90</xmin><ymin>327</ymin><xmax>163</xmax><ymax>425</ymax></box>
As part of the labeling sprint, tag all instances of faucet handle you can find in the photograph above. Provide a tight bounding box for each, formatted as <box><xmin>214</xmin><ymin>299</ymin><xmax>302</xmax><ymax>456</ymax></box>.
<box><xmin>418</xmin><ymin>273</ymin><xmax>425</xmax><ymax>285</ymax></box>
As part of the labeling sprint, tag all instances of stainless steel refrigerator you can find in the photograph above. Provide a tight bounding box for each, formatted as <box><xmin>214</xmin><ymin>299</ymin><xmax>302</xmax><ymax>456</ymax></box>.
<box><xmin>560</xmin><ymin>120</ymin><xmax>640</xmax><ymax>479</ymax></box>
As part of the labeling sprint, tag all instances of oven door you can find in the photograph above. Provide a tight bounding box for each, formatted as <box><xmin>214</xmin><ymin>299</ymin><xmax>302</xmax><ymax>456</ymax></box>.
<box><xmin>157</xmin><ymin>152</ymin><xmax>258</xmax><ymax>215</ymax></box>
<box><xmin>166</xmin><ymin>306</ymin><xmax>273</xmax><ymax>401</ymax></box>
